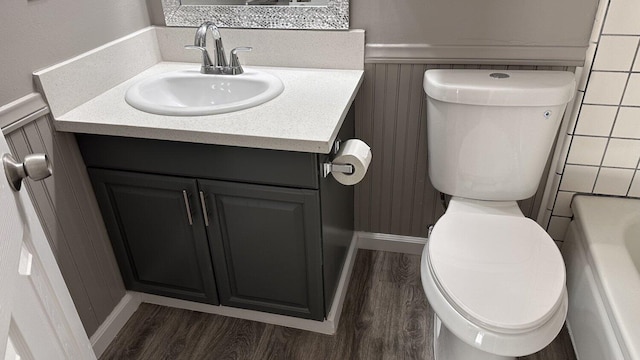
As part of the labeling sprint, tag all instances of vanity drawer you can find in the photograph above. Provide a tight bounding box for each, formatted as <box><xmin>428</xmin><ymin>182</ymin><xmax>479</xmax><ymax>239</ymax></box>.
<box><xmin>76</xmin><ymin>134</ymin><xmax>319</xmax><ymax>189</ymax></box>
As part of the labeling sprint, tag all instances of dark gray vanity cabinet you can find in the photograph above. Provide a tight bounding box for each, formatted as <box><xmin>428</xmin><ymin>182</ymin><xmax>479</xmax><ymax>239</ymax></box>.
<box><xmin>77</xmin><ymin>108</ymin><xmax>354</xmax><ymax>321</ymax></box>
<box><xmin>90</xmin><ymin>167</ymin><xmax>325</xmax><ymax>319</ymax></box>
<box><xmin>200</xmin><ymin>180</ymin><xmax>324</xmax><ymax>320</ymax></box>
<box><xmin>88</xmin><ymin>169</ymin><xmax>220</xmax><ymax>305</ymax></box>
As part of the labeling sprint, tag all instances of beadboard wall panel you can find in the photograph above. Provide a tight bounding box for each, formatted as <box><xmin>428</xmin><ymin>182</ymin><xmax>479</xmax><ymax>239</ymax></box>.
<box><xmin>354</xmin><ymin>63</ymin><xmax>574</xmax><ymax>237</ymax></box>
<box><xmin>4</xmin><ymin>114</ymin><xmax>126</xmax><ymax>337</ymax></box>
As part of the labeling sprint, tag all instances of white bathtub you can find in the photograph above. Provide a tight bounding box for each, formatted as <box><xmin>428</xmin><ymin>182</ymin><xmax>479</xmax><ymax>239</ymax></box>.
<box><xmin>564</xmin><ymin>195</ymin><xmax>640</xmax><ymax>360</ymax></box>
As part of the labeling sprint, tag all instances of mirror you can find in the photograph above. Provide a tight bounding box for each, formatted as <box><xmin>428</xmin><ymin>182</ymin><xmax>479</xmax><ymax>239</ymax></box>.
<box><xmin>161</xmin><ymin>0</ymin><xmax>348</xmax><ymax>29</ymax></box>
<box><xmin>181</xmin><ymin>0</ymin><xmax>329</xmax><ymax>6</ymax></box>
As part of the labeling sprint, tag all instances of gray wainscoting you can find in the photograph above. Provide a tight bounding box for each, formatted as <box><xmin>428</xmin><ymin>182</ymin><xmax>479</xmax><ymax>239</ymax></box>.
<box><xmin>354</xmin><ymin>63</ymin><xmax>574</xmax><ymax>237</ymax></box>
<box><xmin>5</xmin><ymin>114</ymin><xmax>125</xmax><ymax>337</ymax></box>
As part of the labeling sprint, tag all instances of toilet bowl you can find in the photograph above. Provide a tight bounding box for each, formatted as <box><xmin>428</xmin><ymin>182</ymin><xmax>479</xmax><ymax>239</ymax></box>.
<box><xmin>420</xmin><ymin>198</ymin><xmax>567</xmax><ymax>359</ymax></box>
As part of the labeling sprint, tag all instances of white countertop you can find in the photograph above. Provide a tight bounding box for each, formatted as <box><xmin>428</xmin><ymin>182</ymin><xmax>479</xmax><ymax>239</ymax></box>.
<box><xmin>54</xmin><ymin>62</ymin><xmax>363</xmax><ymax>154</ymax></box>
<box><xmin>34</xmin><ymin>27</ymin><xmax>365</xmax><ymax>154</ymax></box>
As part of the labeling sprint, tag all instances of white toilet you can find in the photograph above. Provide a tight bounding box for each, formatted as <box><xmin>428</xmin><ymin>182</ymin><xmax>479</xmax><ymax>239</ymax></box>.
<box><xmin>420</xmin><ymin>69</ymin><xmax>576</xmax><ymax>359</ymax></box>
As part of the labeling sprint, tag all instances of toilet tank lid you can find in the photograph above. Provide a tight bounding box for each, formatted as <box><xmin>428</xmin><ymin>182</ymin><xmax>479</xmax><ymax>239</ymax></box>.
<box><xmin>423</xmin><ymin>69</ymin><xmax>576</xmax><ymax>107</ymax></box>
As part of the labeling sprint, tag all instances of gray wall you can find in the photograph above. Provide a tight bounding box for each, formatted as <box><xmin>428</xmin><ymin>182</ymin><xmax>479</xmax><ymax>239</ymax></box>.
<box><xmin>147</xmin><ymin>0</ymin><xmax>168</xmax><ymax>26</ymax></box>
<box><xmin>0</xmin><ymin>0</ymin><xmax>150</xmax><ymax>106</ymax></box>
<box><xmin>351</xmin><ymin>0</ymin><xmax>595</xmax><ymax>47</ymax></box>
<box><xmin>147</xmin><ymin>0</ymin><xmax>598</xmax><ymax>63</ymax></box>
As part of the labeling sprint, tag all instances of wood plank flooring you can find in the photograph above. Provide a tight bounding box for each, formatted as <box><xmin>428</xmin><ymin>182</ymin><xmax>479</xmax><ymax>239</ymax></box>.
<box><xmin>101</xmin><ymin>250</ymin><xmax>576</xmax><ymax>360</ymax></box>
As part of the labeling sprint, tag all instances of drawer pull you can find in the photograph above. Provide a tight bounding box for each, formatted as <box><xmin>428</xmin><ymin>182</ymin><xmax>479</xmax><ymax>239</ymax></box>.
<box><xmin>199</xmin><ymin>191</ymin><xmax>210</xmax><ymax>227</ymax></box>
<box><xmin>182</xmin><ymin>190</ymin><xmax>193</xmax><ymax>226</ymax></box>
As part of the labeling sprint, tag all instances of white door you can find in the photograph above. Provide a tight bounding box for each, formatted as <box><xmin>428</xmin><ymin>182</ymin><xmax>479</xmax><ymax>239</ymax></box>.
<box><xmin>0</xmin><ymin>134</ymin><xmax>95</xmax><ymax>360</ymax></box>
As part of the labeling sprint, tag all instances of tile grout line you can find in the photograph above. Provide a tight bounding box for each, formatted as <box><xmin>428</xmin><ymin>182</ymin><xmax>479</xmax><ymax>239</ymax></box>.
<box><xmin>565</xmin><ymin>163</ymin><xmax>640</xmax><ymax>170</ymax></box>
<box><xmin>600</xmin><ymin>33</ymin><xmax>640</xmax><ymax>37</ymax></box>
<box><xmin>581</xmin><ymin>103</ymin><xmax>640</xmax><ymax>107</ymax></box>
<box><xmin>570</xmin><ymin>134</ymin><xmax>640</xmax><ymax>140</ymax></box>
<box><xmin>624</xmin><ymin>40</ymin><xmax>640</xmax><ymax>196</ymax></box>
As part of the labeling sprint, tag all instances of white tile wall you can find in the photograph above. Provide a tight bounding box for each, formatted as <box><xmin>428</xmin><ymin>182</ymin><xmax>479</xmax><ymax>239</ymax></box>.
<box><xmin>566</xmin><ymin>136</ymin><xmax>608</xmax><ymax>165</ymax></box>
<box><xmin>559</xmin><ymin>165</ymin><xmax>599</xmax><ymax>192</ymax></box>
<box><xmin>574</xmin><ymin>105</ymin><xmax>617</xmax><ymax>136</ymax></box>
<box><xmin>602</xmin><ymin>139</ymin><xmax>640</xmax><ymax>167</ymax></box>
<box><xmin>583</xmin><ymin>72</ymin><xmax>628</xmax><ymax>105</ymax></box>
<box><xmin>593</xmin><ymin>36</ymin><xmax>639</xmax><ymax>71</ymax></box>
<box><xmin>541</xmin><ymin>0</ymin><xmax>640</xmax><ymax>242</ymax></box>
<box><xmin>612</xmin><ymin>107</ymin><xmax>640</xmax><ymax>138</ymax></box>
<box><xmin>602</xmin><ymin>0</ymin><xmax>640</xmax><ymax>35</ymax></box>
<box><xmin>629</xmin><ymin>174</ymin><xmax>640</xmax><ymax>197</ymax></box>
<box><xmin>593</xmin><ymin>167</ymin><xmax>635</xmax><ymax>195</ymax></box>
<box><xmin>622</xmin><ymin>73</ymin><xmax>640</xmax><ymax>106</ymax></box>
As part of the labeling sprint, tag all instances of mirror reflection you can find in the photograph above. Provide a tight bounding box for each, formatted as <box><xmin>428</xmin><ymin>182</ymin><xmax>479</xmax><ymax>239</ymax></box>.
<box><xmin>181</xmin><ymin>0</ymin><xmax>328</xmax><ymax>6</ymax></box>
<box><xmin>161</xmin><ymin>0</ymin><xmax>348</xmax><ymax>30</ymax></box>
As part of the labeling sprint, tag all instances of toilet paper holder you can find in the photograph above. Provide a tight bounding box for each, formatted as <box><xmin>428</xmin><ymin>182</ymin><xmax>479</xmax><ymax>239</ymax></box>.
<box><xmin>322</xmin><ymin>162</ymin><xmax>354</xmax><ymax>178</ymax></box>
<box><xmin>321</xmin><ymin>139</ymin><xmax>354</xmax><ymax>178</ymax></box>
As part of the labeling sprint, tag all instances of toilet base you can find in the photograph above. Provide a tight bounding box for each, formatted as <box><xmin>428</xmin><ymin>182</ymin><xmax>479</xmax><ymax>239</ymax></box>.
<box><xmin>434</xmin><ymin>316</ymin><xmax>514</xmax><ymax>360</ymax></box>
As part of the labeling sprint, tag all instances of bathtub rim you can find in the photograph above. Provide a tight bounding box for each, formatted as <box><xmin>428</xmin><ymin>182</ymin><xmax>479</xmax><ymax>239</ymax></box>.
<box><xmin>570</xmin><ymin>195</ymin><xmax>640</xmax><ymax>360</ymax></box>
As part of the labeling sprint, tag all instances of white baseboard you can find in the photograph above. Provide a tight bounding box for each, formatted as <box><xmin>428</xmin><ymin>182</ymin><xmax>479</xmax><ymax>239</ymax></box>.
<box><xmin>324</xmin><ymin>231</ymin><xmax>358</xmax><ymax>331</ymax></box>
<box><xmin>90</xmin><ymin>292</ymin><xmax>142</xmax><ymax>358</ymax></box>
<box><xmin>357</xmin><ymin>231</ymin><xmax>427</xmax><ymax>255</ymax></box>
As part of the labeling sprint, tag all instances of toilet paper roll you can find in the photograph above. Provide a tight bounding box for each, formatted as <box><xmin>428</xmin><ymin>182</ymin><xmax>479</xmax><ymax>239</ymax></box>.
<box><xmin>332</xmin><ymin>139</ymin><xmax>372</xmax><ymax>186</ymax></box>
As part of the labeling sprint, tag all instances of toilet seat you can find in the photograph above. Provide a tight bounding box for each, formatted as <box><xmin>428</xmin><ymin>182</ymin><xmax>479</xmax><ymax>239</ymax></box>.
<box><xmin>428</xmin><ymin>211</ymin><xmax>565</xmax><ymax>334</ymax></box>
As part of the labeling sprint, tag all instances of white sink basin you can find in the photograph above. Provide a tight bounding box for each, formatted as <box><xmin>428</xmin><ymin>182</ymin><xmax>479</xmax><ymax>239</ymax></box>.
<box><xmin>125</xmin><ymin>68</ymin><xmax>284</xmax><ymax>116</ymax></box>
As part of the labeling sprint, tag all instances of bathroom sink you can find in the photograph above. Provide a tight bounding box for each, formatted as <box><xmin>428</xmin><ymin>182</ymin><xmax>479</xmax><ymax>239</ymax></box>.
<box><xmin>125</xmin><ymin>69</ymin><xmax>284</xmax><ymax>116</ymax></box>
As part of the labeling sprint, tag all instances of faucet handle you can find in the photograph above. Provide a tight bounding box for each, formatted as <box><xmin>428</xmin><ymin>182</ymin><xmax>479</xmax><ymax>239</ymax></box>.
<box><xmin>229</xmin><ymin>47</ymin><xmax>253</xmax><ymax>75</ymax></box>
<box><xmin>184</xmin><ymin>45</ymin><xmax>214</xmax><ymax>69</ymax></box>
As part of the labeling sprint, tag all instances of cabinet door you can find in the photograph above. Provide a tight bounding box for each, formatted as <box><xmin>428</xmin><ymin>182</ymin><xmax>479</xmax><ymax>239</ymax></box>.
<box><xmin>199</xmin><ymin>180</ymin><xmax>324</xmax><ymax>320</ymax></box>
<box><xmin>89</xmin><ymin>169</ymin><xmax>218</xmax><ymax>305</ymax></box>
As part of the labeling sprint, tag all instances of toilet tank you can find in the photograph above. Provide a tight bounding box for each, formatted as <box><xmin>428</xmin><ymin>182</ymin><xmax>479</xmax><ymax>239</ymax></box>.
<box><xmin>424</xmin><ymin>69</ymin><xmax>575</xmax><ymax>201</ymax></box>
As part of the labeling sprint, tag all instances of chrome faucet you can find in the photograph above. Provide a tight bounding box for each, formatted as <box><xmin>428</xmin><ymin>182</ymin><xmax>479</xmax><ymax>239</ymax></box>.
<box><xmin>185</xmin><ymin>22</ymin><xmax>252</xmax><ymax>75</ymax></box>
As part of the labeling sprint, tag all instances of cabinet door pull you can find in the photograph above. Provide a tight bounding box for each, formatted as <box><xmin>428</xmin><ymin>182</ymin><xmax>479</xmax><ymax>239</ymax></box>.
<box><xmin>199</xmin><ymin>191</ymin><xmax>210</xmax><ymax>227</ymax></box>
<box><xmin>182</xmin><ymin>190</ymin><xmax>193</xmax><ymax>225</ymax></box>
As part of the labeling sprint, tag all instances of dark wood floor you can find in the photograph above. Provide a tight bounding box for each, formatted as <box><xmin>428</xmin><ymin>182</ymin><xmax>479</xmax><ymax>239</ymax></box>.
<box><xmin>101</xmin><ymin>250</ymin><xmax>576</xmax><ymax>360</ymax></box>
